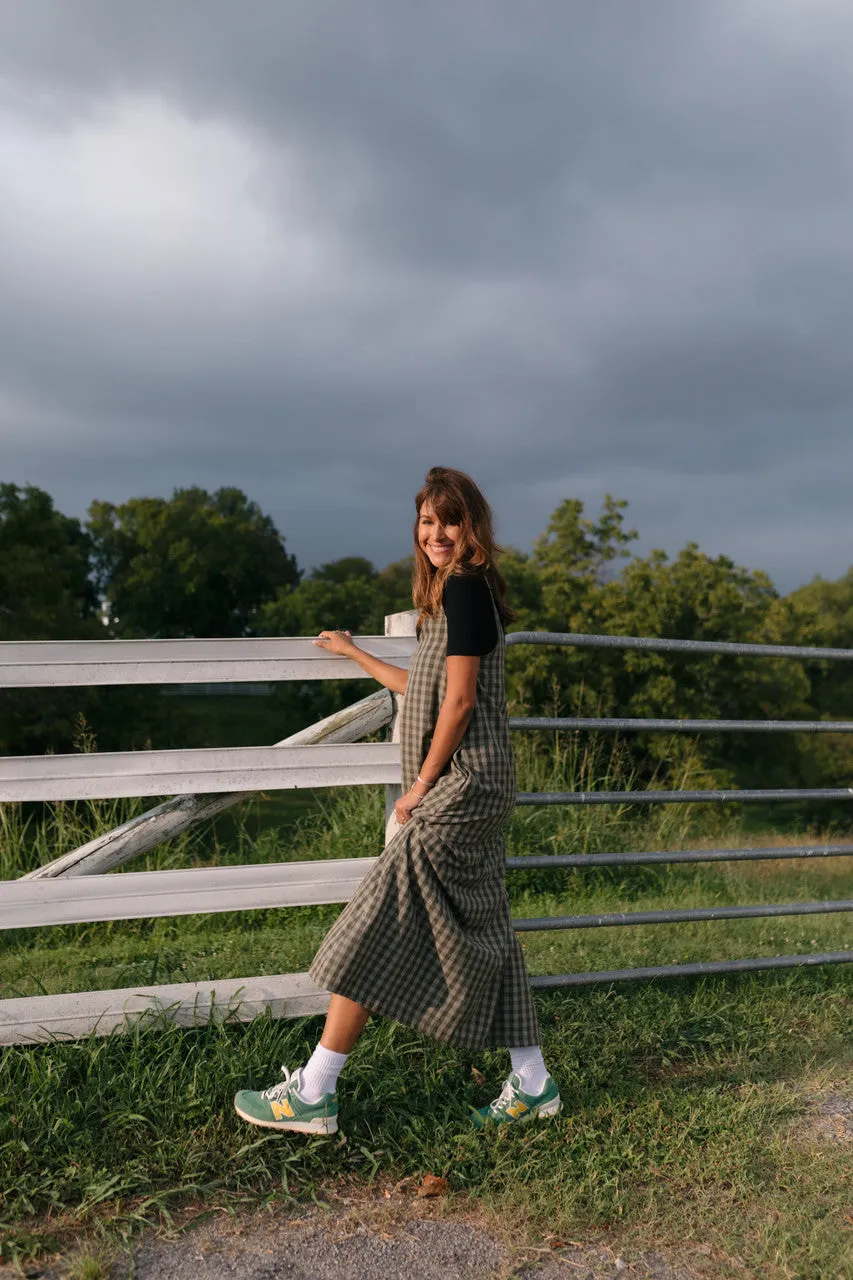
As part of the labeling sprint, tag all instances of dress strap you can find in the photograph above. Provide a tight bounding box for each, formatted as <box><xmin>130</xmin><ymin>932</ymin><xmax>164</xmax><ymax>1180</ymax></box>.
<box><xmin>481</xmin><ymin>574</ymin><xmax>503</xmax><ymax>636</ymax></box>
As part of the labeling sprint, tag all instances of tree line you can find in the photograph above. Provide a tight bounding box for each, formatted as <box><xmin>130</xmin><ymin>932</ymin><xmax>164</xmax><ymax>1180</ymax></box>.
<box><xmin>2</xmin><ymin>481</ymin><xmax>852</xmax><ymax>821</ymax></box>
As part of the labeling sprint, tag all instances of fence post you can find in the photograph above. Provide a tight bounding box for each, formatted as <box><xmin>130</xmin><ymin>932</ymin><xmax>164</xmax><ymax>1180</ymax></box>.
<box><xmin>384</xmin><ymin>609</ymin><xmax>418</xmax><ymax>843</ymax></box>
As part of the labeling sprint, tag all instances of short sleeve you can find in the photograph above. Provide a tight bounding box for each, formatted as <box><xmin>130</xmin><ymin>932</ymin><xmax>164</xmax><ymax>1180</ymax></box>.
<box><xmin>443</xmin><ymin>573</ymin><xmax>498</xmax><ymax>656</ymax></box>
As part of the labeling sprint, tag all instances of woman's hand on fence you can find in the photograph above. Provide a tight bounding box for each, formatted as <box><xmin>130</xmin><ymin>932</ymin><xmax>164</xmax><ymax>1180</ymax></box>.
<box><xmin>395</xmin><ymin>787</ymin><xmax>426</xmax><ymax>824</ymax></box>
<box><xmin>313</xmin><ymin>629</ymin><xmax>355</xmax><ymax>656</ymax></box>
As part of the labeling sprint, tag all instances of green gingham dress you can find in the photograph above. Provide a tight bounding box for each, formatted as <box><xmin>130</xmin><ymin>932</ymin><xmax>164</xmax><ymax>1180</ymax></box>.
<box><xmin>307</xmin><ymin>576</ymin><xmax>540</xmax><ymax>1050</ymax></box>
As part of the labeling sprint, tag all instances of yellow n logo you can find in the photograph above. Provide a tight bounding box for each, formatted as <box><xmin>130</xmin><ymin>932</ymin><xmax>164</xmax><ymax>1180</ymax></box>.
<box><xmin>271</xmin><ymin>1099</ymin><xmax>295</xmax><ymax>1119</ymax></box>
<box><xmin>506</xmin><ymin>1101</ymin><xmax>528</xmax><ymax>1118</ymax></box>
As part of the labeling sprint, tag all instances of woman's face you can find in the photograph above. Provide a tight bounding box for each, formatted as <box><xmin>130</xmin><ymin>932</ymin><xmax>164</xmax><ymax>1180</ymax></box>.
<box><xmin>418</xmin><ymin>500</ymin><xmax>461</xmax><ymax>569</ymax></box>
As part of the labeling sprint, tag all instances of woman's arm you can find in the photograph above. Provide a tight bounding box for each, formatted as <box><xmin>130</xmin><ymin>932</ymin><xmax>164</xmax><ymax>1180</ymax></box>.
<box><xmin>313</xmin><ymin>629</ymin><xmax>409</xmax><ymax>695</ymax></box>
<box><xmin>413</xmin><ymin>654</ymin><xmax>480</xmax><ymax>786</ymax></box>
<box><xmin>395</xmin><ymin>654</ymin><xmax>482</xmax><ymax>822</ymax></box>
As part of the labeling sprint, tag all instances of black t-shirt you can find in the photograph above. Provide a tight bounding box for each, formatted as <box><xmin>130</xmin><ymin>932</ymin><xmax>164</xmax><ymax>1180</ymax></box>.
<box><xmin>442</xmin><ymin>572</ymin><xmax>499</xmax><ymax>656</ymax></box>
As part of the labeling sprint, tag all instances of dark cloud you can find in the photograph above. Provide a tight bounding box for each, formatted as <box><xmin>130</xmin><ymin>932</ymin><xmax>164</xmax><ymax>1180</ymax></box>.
<box><xmin>1</xmin><ymin>1</ymin><xmax>852</xmax><ymax>589</ymax></box>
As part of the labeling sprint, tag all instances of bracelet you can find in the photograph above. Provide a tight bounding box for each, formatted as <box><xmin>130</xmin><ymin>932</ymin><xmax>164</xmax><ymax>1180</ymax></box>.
<box><xmin>416</xmin><ymin>775</ymin><xmax>434</xmax><ymax>789</ymax></box>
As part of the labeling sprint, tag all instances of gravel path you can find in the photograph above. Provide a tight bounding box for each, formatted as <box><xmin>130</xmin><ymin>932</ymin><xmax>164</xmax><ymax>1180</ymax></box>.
<box><xmin>5</xmin><ymin>1191</ymin><xmax>698</xmax><ymax>1280</ymax></box>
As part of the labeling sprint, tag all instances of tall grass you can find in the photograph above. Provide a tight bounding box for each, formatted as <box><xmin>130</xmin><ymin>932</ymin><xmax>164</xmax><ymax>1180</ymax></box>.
<box><xmin>505</xmin><ymin>725</ymin><xmax>731</xmax><ymax>886</ymax></box>
<box><xmin>0</xmin><ymin>795</ymin><xmax>221</xmax><ymax>881</ymax></box>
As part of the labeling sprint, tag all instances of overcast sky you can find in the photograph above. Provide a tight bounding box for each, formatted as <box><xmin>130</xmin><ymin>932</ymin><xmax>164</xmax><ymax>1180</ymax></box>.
<box><xmin>1</xmin><ymin>2</ymin><xmax>852</xmax><ymax>591</ymax></box>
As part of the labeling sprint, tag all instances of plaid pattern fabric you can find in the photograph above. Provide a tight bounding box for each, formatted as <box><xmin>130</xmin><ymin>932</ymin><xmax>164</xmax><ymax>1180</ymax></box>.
<box><xmin>308</xmin><ymin>578</ymin><xmax>540</xmax><ymax>1050</ymax></box>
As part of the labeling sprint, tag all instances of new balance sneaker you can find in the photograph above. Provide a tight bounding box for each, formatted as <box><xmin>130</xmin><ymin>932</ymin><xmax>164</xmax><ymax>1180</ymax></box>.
<box><xmin>471</xmin><ymin>1070</ymin><xmax>562</xmax><ymax>1128</ymax></box>
<box><xmin>234</xmin><ymin>1065</ymin><xmax>339</xmax><ymax>1135</ymax></box>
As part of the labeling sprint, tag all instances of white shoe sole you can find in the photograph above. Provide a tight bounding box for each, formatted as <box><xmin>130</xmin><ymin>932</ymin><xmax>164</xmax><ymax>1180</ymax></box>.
<box><xmin>233</xmin><ymin>1103</ymin><xmax>338</xmax><ymax>1135</ymax></box>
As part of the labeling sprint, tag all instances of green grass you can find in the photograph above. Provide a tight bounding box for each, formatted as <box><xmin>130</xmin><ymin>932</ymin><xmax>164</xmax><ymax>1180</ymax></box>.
<box><xmin>1</xmin><ymin>731</ymin><xmax>852</xmax><ymax>1277</ymax></box>
<box><xmin>65</xmin><ymin>1253</ymin><xmax>109</xmax><ymax>1280</ymax></box>
<box><xmin>2</xmin><ymin>968</ymin><xmax>851</xmax><ymax>1276</ymax></box>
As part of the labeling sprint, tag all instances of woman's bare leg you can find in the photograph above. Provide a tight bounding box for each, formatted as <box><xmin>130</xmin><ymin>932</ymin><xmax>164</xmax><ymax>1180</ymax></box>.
<box><xmin>319</xmin><ymin>993</ymin><xmax>371</xmax><ymax>1053</ymax></box>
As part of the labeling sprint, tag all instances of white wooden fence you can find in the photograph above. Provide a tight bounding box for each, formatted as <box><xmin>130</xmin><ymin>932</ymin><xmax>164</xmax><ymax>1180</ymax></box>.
<box><xmin>0</xmin><ymin>612</ymin><xmax>417</xmax><ymax>1044</ymax></box>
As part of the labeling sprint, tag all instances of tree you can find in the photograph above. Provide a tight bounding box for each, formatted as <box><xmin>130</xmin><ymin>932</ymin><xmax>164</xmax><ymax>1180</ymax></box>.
<box><xmin>310</xmin><ymin>557</ymin><xmax>377</xmax><ymax>585</ymax></box>
<box><xmin>0</xmin><ymin>484</ymin><xmax>100</xmax><ymax>754</ymax></box>
<box><xmin>501</xmin><ymin>501</ymin><xmax>821</xmax><ymax>798</ymax></box>
<box><xmin>88</xmin><ymin>487</ymin><xmax>300</xmax><ymax>638</ymax></box>
<box><xmin>371</xmin><ymin>555</ymin><xmax>417</xmax><ymax>630</ymax></box>
<box><xmin>780</xmin><ymin>569</ymin><xmax>853</xmax><ymax>803</ymax></box>
<box><xmin>0</xmin><ymin>483</ymin><xmax>97</xmax><ymax>642</ymax></box>
<box><xmin>595</xmin><ymin>543</ymin><xmax>811</xmax><ymax>786</ymax></box>
<box><xmin>785</xmin><ymin>569</ymin><xmax>853</xmax><ymax>714</ymax></box>
<box><xmin>259</xmin><ymin>574</ymin><xmax>380</xmax><ymax>640</ymax></box>
<box><xmin>504</xmin><ymin>495</ymin><xmax>638</xmax><ymax>719</ymax></box>
<box><xmin>257</xmin><ymin>555</ymin><xmax>415</xmax><ymax>724</ymax></box>
<box><xmin>530</xmin><ymin>494</ymin><xmax>638</xmax><ymax>625</ymax></box>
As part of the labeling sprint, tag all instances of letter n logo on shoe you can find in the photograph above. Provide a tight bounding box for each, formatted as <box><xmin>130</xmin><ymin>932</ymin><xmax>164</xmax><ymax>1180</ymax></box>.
<box><xmin>271</xmin><ymin>1100</ymin><xmax>295</xmax><ymax>1120</ymax></box>
<box><xmin>506</xmin><ymin>1101</ymin><xmax>528</xmax><ymax>1118</ymax></box>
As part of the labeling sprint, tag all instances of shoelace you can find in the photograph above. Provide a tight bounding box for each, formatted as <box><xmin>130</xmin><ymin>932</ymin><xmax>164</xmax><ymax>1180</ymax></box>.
<box><xmin>489</xmin><ymin>1076</ymin><xmax>520</xmax><ymax>1113</ymax></box>
<box><xmin>260</xmin><ymin>1065</ymin><xmax>297</xmax><ymax>1102</ymax></box>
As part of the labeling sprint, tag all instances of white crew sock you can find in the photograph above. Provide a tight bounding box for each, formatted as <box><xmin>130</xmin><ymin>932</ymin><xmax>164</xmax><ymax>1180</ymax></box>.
<box><xmin>296</xmin><ymin>1043</ymin><xmax>349</xmax><ymax>1103</ymax></box>
<box><xmin>509</xmin><ymin>1045</ymin><xmax>550</xmax><ymax>1095</ymax></box>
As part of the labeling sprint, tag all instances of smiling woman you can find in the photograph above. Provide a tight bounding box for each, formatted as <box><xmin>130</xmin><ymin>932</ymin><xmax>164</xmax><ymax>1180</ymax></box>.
<box><xmin>233</xmin><ymin>465</ymin><xmax>562</xmax><ymax>1137</ymax></box>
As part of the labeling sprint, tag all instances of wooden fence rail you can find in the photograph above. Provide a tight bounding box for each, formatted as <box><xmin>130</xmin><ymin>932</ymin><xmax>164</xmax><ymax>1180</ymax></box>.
<box><xmin>0</xmin><ymin>635</ymin><xmax>414</xmax><ymax>688</ymax></box>
<box><xmin>2</xmin><ymin>860</ymin><xmax>378</xmax><ymax>929</ymax></box>
<box><xmin>0</xmin><ymin>742</ymin><xmax>400</xmax><ymax>802</ymax></box>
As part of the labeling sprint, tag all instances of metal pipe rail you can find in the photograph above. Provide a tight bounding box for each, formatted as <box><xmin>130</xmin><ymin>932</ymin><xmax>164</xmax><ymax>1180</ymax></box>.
<box><xmin>510</xmin><ymin>716</ymin><xmax>853</xmax><ymax>733</ymax></box>
<box><xmin>505</xmin><ymin>632</ymin><xmax>853</xmax><ymax>809</ymax></box>
<box><xmin>516</xmin><ymin>788</ymin><xmax>853</xmax><ymax>805</ymax></box>
<box><xmin>501</xmin><ymin>628</ymin><xmax>853</xmax><ymax>986</ymax></box>
<box><xmin>514</xmin><ymin>900</ymin><xmax>853</xmax><ymax>932</ymax></box>
<box><xmin>505</xmin><ymin>843</ymin><xmax>853</xmax><ymax>868</ymax></box>
<box><xmin>505</xmin><ymin>630</ymin><xmax>853</xmax><ymax>661</ymax></box>
<box><xmin>528</xmin><ymin>951</ymin><xmax>853</xmax><ymax>988</ymax></box>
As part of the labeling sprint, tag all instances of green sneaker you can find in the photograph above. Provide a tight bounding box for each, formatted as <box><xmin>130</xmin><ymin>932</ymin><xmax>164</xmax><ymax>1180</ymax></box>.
<box><xmin>471</xmin><ymin>1071</ymin><xmax>562</xmax><ymax>1129</ymax></box>
<box><xmin>234</xmin><ymin>1065</ymin><xmax>339</xmax><ymax>1135</ymax></box>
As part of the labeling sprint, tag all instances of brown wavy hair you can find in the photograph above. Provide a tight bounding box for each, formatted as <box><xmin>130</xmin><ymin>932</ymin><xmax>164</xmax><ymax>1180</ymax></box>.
<box><xmin>412</xmin><ymin>466</ymin><xmax>517</xmax><ymax>631</ymax></box>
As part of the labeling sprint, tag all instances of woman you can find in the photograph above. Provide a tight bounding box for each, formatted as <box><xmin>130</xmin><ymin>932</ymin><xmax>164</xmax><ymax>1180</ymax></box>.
<box><xmin>234</xmin><ymin>466</ymin><xmax>560</xmax><ymax>1133</ymax></box>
